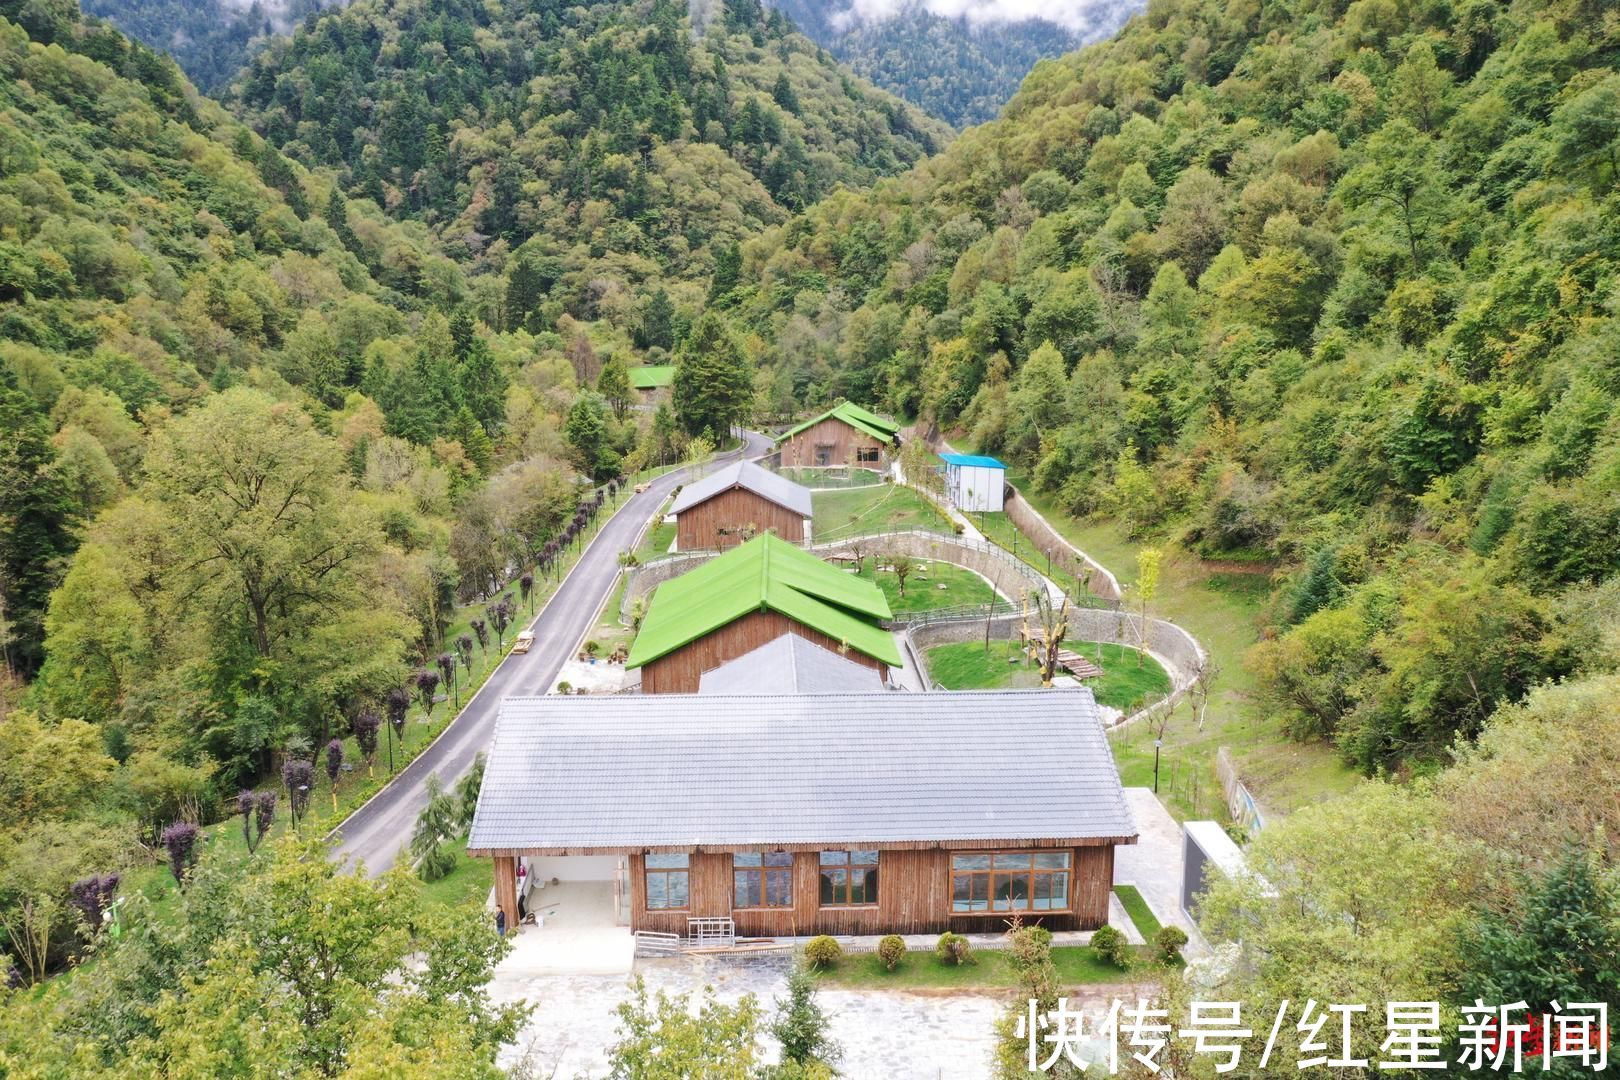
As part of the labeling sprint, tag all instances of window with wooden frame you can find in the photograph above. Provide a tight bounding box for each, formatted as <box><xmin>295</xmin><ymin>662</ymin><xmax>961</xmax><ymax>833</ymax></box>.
<box><xmin>856</xmin><ymin>446</ymin><xmax>881</xmax><ymax>463</ymax></box>
<box><xmin>644</xmin><ymin>853</ymin><xmax>689</xmax><ymax>910</ymax></box>
<box><xmin>733</xmin><ymin>851</ymin><xmax>793</xmax><ymax>908</ymax></box>
<box><xmin>950</xmin><ymin>851</ymin><xmax>1071</xmax><ymax>913</ymax></box>
<box><xmin>818</xmin><ymin>851</ymin><xmax>879</xmax><ymax>906</ymax></box>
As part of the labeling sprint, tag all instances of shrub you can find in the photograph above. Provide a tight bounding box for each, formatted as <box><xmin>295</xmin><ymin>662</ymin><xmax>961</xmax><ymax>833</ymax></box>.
<box><xmin>1155</xmin><ymin>925</ymin><xmax>1189</xmax><ymax>965</ymax></box>
<box><xmin>803</xmin><ymin>935</ymin><xmax>843</xmax><ymax>970</ymax></box>
<box><xmin>1090</xmin><ymin>924</ymin><xmax>1130</xmax><ymax>969</ymax></box>
<box><xmin>935</xmin><ymin>931</ymin><xmax>973</xmax><ymax>966</ymax></box>
<box><xmin>876</xmin><ymin>934</ymin><xmax>907</xmax><ymax>971</ymax></box>
<box><xmin>1006</xmin><ymin>923</ymin><xmax>1052</xmax><ymax>970</ymax></box>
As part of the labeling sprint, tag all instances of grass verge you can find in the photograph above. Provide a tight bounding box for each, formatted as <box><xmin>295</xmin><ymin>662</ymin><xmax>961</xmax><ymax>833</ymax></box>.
<box><xmin>812</xmin><ymin>485</ymin><xmax>952</xmax><ymax>541</ymax></box>
<box><xmin>821</xmin><ymin>944</ymin><xmax>1159</xmax><ymax>989</ymax></box>
<box><xmin>1112</xmin><ymin>885</ymin><xmax>1162</xmax><ymax>939</ymax></box>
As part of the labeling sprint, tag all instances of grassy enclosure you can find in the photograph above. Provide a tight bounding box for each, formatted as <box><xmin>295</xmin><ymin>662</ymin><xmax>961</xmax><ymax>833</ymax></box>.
<box><xmin>851</xmin><ymin>559</ymin><xmax>998</xmax><ymax>613</ymax></box>
<box><xmin>812</xmin><ymin>485</ymin><xmax>953</xmax><ymax>540</ymax></box>
<box><xmin>924</xmin><ymin>639</ymin><xmax>1171</xmax><ymax>713</ymax></box>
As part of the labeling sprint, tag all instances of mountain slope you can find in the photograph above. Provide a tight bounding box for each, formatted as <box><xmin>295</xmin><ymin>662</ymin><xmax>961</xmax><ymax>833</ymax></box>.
<box><xmin>765</xmin><ymin>0</ymin><xmax>1122</xmax><ymax>127</ymax></box>
<box><xmin>233</xmin><ymin>0</ymin><xmax>949</xmax><ymax>288</ymax></box>
<box><xmin>76</xmin><ymin>0</ymin><xmax>325</xmax><ymax>93</ymax></box>
<box><xmin>733</xmin><ymin>0</ymin><xmax>1620</xmax><ymax>773</ymax></box>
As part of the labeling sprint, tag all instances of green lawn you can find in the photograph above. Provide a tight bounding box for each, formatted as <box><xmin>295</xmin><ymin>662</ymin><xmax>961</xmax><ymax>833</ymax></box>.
<box><xmin>775</xmin><ymin>467</ymin><xmax>884</xmax><ymax>488</ymax></box>
<box><xmin>414</xmin><ymin>845</ymin><xmax>494</xmax><ymax>909</ymax></box>
<box><xmin>853</xmin><ymin>560</ymin><xmax>997</xmax><ymax>613</ymax></box>
<box><xmin>821</xmin><ymin>943</ymin><xmax>1151</xmax><ymax>989</ymax></box>
<box><xmin>925</xmin><ymin>639</ymin><xmax>1171</xmax><ymax>712</ymax></box>
<box><xmin>997</xmin><ymin>467</ymin><xmax>1361</xmax><ymax>820</ymax></box>
<box><xmin>633</xmin><ymin>499</ymin><xmax>677</xmax><ymax>561</ymax></box>
<box><xmin>812</xmin><ymin>485</ymin><xmax>952</xmax><ymax>540</ymax></box>
<box><xmin>1113</xmin><ymin>885</ymin><xmax>1162</xmax><ymax>938</ymax></box>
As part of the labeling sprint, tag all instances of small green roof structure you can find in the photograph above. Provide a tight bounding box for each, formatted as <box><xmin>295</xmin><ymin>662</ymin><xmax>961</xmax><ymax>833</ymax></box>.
<box><xmin>629</xmin><ymin>365</ymin><xmax>675</xmax><ymax>391</ymax></box>
<box><xmin>626</xmin><ymin>533</ymin><xmax>900</xmax><ymax>670</ymax></box>
<box><xmin>776</xmin><ymin>401</ymin><xmax>901</xmax><ymax>446</ymax></box>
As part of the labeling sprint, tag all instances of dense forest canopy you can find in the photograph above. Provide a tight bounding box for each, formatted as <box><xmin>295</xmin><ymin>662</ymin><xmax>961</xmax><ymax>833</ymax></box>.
<box><xmin>78</xmin><ymin>0</ymin><xmax>329</xmax><ymax>93</ymax></box>
<box><xmin>765</xmin><ymin>0</ymin><xmax>1103</xmax><ymax>128</ymax></box>
<box><xmin>233</xmin><ymin>0</ymin><xmax>949</xmax><ymax>298</ymax></box>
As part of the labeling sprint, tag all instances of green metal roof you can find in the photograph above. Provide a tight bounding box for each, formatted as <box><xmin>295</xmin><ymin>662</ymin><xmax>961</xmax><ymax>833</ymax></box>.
<box><xmin>626</xmin><ymin>534</ymin><xmax>900</xmax><ymax>670</ymax></box>
<box><xmin>629</xmin><ymin>365</ymin><xmax>675</xmax><ymax>390</ymax></box>
<box><xmin>776</xmin><ymin>401</ymin><xmax>900</xmax><ymax>446</ymax></box>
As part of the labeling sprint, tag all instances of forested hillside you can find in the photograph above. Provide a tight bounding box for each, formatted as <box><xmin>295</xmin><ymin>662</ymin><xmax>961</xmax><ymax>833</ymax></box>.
<box><xmin>233</xmin><ymin>0</ymin><xmax>948</xmax><ymax>304</ymax></box>
<box><xmin>765</xmin><ymin>0</ymin><xmax>1101</xmax><ymax>127</ymax></box>
<box><xmin>0</xmin><ymin>0</ymin><xmax>755</xmax><ymax>1036</ymax></box>
<box><xmin>735</xmin><ymin>0</ymin><xmax>1620</xmax><ymax>775</ymax></box>
<box><xmin>78</xmin><ymin>0</ymin><xmax>326</xmax><ymax>93</ymax></box>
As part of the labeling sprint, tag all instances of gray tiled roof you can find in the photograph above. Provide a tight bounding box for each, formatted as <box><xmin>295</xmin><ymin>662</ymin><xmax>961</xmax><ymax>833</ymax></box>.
<box><xmin>699</xmin><ymin>635</ymin><xmax>887</xmax><ymax>695</ymax></box>
<box><xmin>668</xmin><ymin>461</ymin><xmax>814</xmax><ymax>518</ymax></box>
<box><xmin>467</xmin><ymin>690</ymin><xmax>1136</xmax><ymax>853</ymax></box>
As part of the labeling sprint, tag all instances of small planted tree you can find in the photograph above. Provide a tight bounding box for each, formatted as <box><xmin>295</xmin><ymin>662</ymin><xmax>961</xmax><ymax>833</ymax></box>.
<box><xmin>437</xmin><ymin>651</ymin><xmax>457</xmax><ymax>708</ymax></box>
<box><xmin>254</xmin><ymin>791</ymin><xmax>276</xmax><ymax>849</ymax></box>
<box><xmin>325</xmin><ymin>739</ymin><xmax>344</xmax><ymax>811</ymax></box>
<box><xmin>283</xmin><ymin>758</ymin><xmax>315</xmax><ymax>828</ymax></box>
<box><xmin>519</xmin><ymin>572</ymin><xmax>534</xmax><ymax>613</ymax></box>
<box><xmin>385</xmin><ymin>686</ymin><xmax>411</xmax><ymax>772</ymax></box>
<box><xmin>456</xmin><ymin>633</ymin><xmax>475</xmax><ymax>678</ymax></box>
<box><xmin>410</xmin><ymin>773</ymin><xmax>460</xmax><ymax>882</ymax></box>
<box><xmin>237</xmin><ymin>789</ymin><xmax>257</xmax><ymax>850</ymax></box>
<box><xmin>889</xmin><ymin>552</ymin><xmax>916</xmax><ymax>597</ymax></box>
<box><xmin>772</xmin><ymin>961</ymin><xmax>841</xmax><ymax>1070</ymax></box>
<box><xmin>470</xmin><ymin>618</ymin><xmax>488</xmax><ymax>655</ymax></box>
<box><xmin>1135</xmin><ymin>546</ymin><xmax>1162</xmax><ymax>667</ymax></box>
<box><xmin>161</xmin><ymin>822</ymin><xmax>199</xmax><ymax>887</ymax></box>
<box><xmin>803</xmin><ymin>936</ymin><xmax>842</xmax><ymax>970</ymax></box>
<box><xmin>415</xmin><ymin>668</ymin><xmax>440</xmax><ymax>720</ymax></box>
<box><xmin>487</xmin><ymin>600</ymin><xmax>512</xmax><ymax>649</ymax></box>
<box><xmin>352</xmin><ymin>709</ymin><xmax>381</xmax><ymax>776</ymax></box>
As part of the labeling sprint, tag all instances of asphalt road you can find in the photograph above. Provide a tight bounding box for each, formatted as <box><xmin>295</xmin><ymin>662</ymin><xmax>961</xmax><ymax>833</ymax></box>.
<box><xmin>331</xmin><ymin>429</ymin><xmax>774</xmax><ymax>875</ymax></box>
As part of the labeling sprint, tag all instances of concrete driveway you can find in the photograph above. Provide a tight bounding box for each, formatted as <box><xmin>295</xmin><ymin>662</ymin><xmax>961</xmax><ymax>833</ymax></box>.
<box><xmin>330</xmin><ymin>430</ymin><xmax>774</xmax><ymax>875</ymax></box>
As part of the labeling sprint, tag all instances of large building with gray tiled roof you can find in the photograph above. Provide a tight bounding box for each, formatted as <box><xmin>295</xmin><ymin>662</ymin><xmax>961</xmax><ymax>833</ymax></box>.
<box><xmin>468</xmin><ymin>689</ymin><xmax>1135</xmax><ymax>937</ymax></box>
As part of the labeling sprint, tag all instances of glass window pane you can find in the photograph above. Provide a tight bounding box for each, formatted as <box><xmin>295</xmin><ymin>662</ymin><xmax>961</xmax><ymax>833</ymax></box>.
<box><xmin>668</xmin><ymin>873</ymin><xmax>688</xmax><ymax>908</ymax></box>
<box><xmin>735</xmin><ymin>873</ymin><xmax>761</xmax><ymax>908</ymax></box>
<box><xmin>647</xmin><ymin>853</ymin><xmax>688</xmax><ymax>869</ymax></box>
<box><xmin>993</xmin><ymin>853</ymin><xmax>1034</xmax><ymax>871</ymax></box>
<box><xmin>763</xmin><ymin>851</ymin><xmax>793</xmax><ymax>867</ymax></box>
<box><xmin>765</xmin><ymin>869</ymin><xmax>792</xmax><ymax>907</ymax></box>
<box><xmin>952</xmin><ymin>854</ymin><xmax>991</xmax><ymax>872</ymax></box>
<box><xmin>953</xmin><ymin>873</ymin><xmax>990</xmax><ymax>911</ymax></box>
<box><xmin>734</xmin><ymin>852</ymin><xmax>762</xmax><ymax>867</ymax></box>
<box><xmin>851</xmin><ymin>868</ymin><xmax>876</xmax><ymax>905</ymax></box>
<box><xmin>647</xmin><ymin>875</ymin><xmax>667</xmax><ymax>909</ymax></box>
<box><xmin>1033</xmin><ymin>872</ymin><xmax>1068</xmax><ymax>910</ymax></box>
<box><xmin>1033</xmin><ymin>852</ymin><xmax>1071</xmax><ymax>870</ymax></box>
<box><xmin>819</xmin><ymin>851</ymin><xmax>848</xmax><ymax>867</ymax></box>
<box><xmin>852</xmin><ymin>850</ymin><xmax>879</xmax><ymax>865</ymax></box>
<box><xmin>819</xmin><ymin>868</ymin><xmax>845</xmax><ymax>904</ymax></box>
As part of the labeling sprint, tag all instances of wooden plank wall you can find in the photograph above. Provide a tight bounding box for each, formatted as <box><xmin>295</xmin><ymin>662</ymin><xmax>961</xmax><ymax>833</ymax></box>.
<box><xmin>628</xmin><ymin>846</ymin><xmax>1114</xmax><ymax>936</ymax></box>
<box><xmin>675</xmin><ymin>487</ymin><xmax>807</xmax><ymax>551</ymax></box>
<box><xmin>639</xmin><ymin>610</ymin><xmax>888</xmax><ymax>694</ymax></box>
<box><xmin>779</xmin><ymin>417</ymin><xmax>889</xmax><ymax>468</ymax></box>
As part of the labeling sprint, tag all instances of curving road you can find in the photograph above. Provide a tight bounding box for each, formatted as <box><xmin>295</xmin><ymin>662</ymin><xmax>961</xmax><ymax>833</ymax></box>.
<box><xmin>331</xmin><ymin>429</ymin><xmax>774</xmax><ymax>875</ymax></box>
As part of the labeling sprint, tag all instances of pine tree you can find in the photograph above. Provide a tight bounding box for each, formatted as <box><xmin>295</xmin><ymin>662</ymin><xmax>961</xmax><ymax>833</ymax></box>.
<box><xmin>672</xmin><ymin>312</ymin><xmax>752</xmax><ymax>440</ymax></box>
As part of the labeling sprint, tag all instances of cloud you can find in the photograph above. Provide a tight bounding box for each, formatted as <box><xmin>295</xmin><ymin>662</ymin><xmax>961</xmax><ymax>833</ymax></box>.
<box><xmin>829</xmin><ymin>0</ymin><xmax>1129</xmax><ymax>35</ymax></box>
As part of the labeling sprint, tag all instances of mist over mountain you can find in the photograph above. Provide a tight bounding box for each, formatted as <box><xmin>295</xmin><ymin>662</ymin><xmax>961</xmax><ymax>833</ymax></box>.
<box><xmin>765</xmin><ymin>0</ymin><xmax>1140</xmax><ymax>126</ymax></box>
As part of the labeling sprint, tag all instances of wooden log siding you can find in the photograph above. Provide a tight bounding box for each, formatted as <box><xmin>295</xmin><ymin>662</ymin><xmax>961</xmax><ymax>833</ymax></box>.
<box><xmin>675</xmin><ymin>486</ymin><xmax>807</xmax><ymax>551</ymax></box>
<box><xmin>638</xmin><ymin>609</ymin><xmax>888</xmax><ymax>694</ymax></box>
<box><xmin>778</xmin><ymin>416</ymin><xmax>890</xmax><ymax>469</ymax></box>
<box><xmin>628</xmin><ymin>846</ymin><xmax>1115</xmax><ymax>936</ymax></box>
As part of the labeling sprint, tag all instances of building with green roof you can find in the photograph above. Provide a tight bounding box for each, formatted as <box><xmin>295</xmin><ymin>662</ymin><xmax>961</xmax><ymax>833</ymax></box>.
<box><xmin>627</xmin><ymin>533</ymin><xmax>900</xmax><ymax>693</ymax></box>
<box><xmin>776</xmin><ymin>401</ymin><xmax>901</xmax><ymax>470</ymax></box>
<box><xmin>629</xmin><ymin>365</ymin><xmax>675</xmax><ymax>392</ymax></box>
